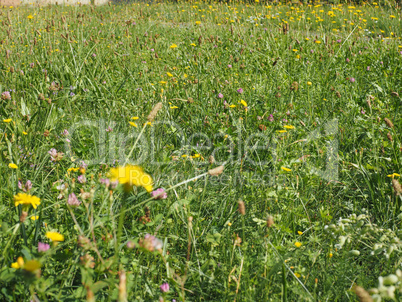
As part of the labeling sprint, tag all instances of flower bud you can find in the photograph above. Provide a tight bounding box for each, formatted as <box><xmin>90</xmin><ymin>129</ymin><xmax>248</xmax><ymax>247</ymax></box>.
<box><xmin>349</xmin><ymin>250</ymin><xmax>360</xmax><ymax>256</ymax></box>
<box><xmin>383</xmin><ymin>274</ymin><xmax>398</xmax><ymax>286</ymax></box>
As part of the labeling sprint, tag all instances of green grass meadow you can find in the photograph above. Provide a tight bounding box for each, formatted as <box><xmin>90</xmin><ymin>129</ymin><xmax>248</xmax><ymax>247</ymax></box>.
<box><xmin>0</xmin><ymin>1</ymin><xmax>402</xmax><ymax>301</ymax></box>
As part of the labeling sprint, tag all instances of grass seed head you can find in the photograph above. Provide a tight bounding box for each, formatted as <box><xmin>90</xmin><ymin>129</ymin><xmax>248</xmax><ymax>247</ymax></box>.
<box><xmin>238</xmin><ymin>200</ymin><xmax>246</xmax><ymax>215</ymax></box>
<box><xmin>147</xmin><ymin>102</ymin><xmax>163</xmax><ymax>122</ymax></box>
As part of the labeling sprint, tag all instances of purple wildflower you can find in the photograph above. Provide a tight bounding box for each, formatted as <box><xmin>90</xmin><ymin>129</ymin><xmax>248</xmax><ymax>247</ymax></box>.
<box><xmin>67</xmin><ymin>193</ymin><xmax>81</xmax><ymax>207</ymax></box>
<box><xmin>218</xmin><ymin>93</ymin><xmax>223</xmax><ymax>98</ymax></box>
<box><xmin>77</xmin><ymin>175</ymin><xmax>86</xmax><ymax>184</ymax></box>
<box><xmin>151</xmin><ymin>188</ymin><xmax>167</xmax><ymax>200</ymax></box>
<box><xmin>38</xmin><ymin>242</ymin><xmax>50</xmax><ymax>253</ymax></box>
<box><xmin>160</xmin><ymin>283</ymin><xmax>169</xmax><ymax>293</ymax></box>
<box><xmin>237</xmin><ymin>88</ymin><xmax>243</xmax><ymax>94</ymax></box>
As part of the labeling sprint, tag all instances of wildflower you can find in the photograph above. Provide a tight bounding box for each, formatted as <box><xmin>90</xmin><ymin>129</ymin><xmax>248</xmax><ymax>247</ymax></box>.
<box><xmin>18</xmin><ymin>180</ymin><xmax>32</xmax><ymax>192</ymax></box>
<box><xmin>46</xmin><ymin>232</ymin><xmax>64</xmax><ymax>242</ymax></box>
<box><xmin>268</xmin><ymin>114</ymin><xmax>274</xmax><ymax>122</ymax></box>
<box><xmin>151</xmin><ymin>188</ymin><xmax>167</xmax><ymax>200</ymax></box>
<box><xmin>14</xmin><ymin>193</ymin><xmax>41</xmax><ymax>209</ymax></box>
<box><xmin>297</xmin><ymin>231</ymin><xmax>303</xmax><ymax>235</ymax></box>
<box><xmin>281</xmin><ymin>167</ymin><xmax>292</xmax><ymax>172</ymax></box>
<box><xmin>9</xmin><ymin>163</ymin><xmax>18</xmax><ymax>169</ymax></box>
<box><xmin>77</xmin><ymin>175</ymin><xmax>86</xmax><ymax>184</ymax></box>
<box><xmin>166</xmin><ymin>72</ymin><xmax>173</xmax><ymax>77</ymax></box>
<box><xmin>295</xmin><ymin>242</ymin><xmax>302</xmax><ymax>248</ymax></box>
<box><xmin>11</xmin><ymin>257</ymin><xmax>24</xmax><ymax>269</ymax></box>
<box><xmin>139</xmin><ymin>234</ymin><xmax>163</xmax><ymax>252</ymax></box>
<box><xmin>3</xmin><ymin>119</ymin><xmax>12</xmax><ymax>123</ymax></box>
<box><xmin>240</xmin><ymin>99</ymin><xmax>247</xmax><ymax>107</ymax></box>
<box><xmin>218</xmin><ymin>93</ymin><xmax>224</xmax><ymax>98</ymax></box>
<box><xmin>1</xmin><ymin>91</ymin><xmax>11</xmax><ymax>100</ymax></box>
<box><xmin>387</xmin><ymin>173</ymin><xmax>400</xmax><ymax>178</ymax></box>
<box><xmin>237</xmin><ymin>88</ymin><xmax>244</xmax><ymax>94</ymax></box>
<box><xmin>169</xmin><ymin>44</ymin><xmax>177</xmax><ymax>49</ymax></box>
<box><xmin>346</xmin><ymin>58</ymin><xmax>350</xmax><ymax>63</ymax></box>
<box><xmin>367</xmin><ymin>66</ymin><xmax>370</xmax><ymax>71</ymax></box>
<box><xmin>108</xmin><ymin>165</ymin><xmax>153</xmax><ymax>192</ymax></box>
<box><xmin>294</xmin><ymin>273</ymin><xmax>301</xmax><ymax>278</ymax></box>
<box><xmin>284</xmin><ymin>125</ymin><xmax>295</xmax><ymax>129</ymax></box>
<box><xmin>30</xmin><ymin>216</ymin><xmax>38</xmax><ymax>220</ymax></box>
<box><xmin>106</xmin><ymin>126</ymin><xmax>113</xmax><ymax>132</ymax></box>
<box><xmin>307</xmin><ymin>81</ymin><xmax>312</xmax><ymax>86</ymax></box>
<box><xmin>160</xmin><ymin>283</ymin><xmax>170</xmax><ymax>293</ymax></box>
<box><xmin>27</xmin><ymin>15</ymin><xmax>34</xmax><ymax>19</ymax></box>
<box><xmin>350</xmin><ymin>78</ymin><xmax>355</xmax><ymax>83</ymax></box>
<box><xmin>62</xmin><ymin>129</ymin><xmax>69</xmax><ymax>136</ymax></box>
<box><xmin>48</xmin><ymin>148</ymin><xmax>64</xmax><ymax>162</ymax></box>
<box><xmin>23</xmin><ymin>260</ymin><xmax>41</xmax><ymax>272</ymax></box>
<box><xmin>228</xmin><ymin>64</ymin><xmax>232</xmax><ymax>68</ymax></box>
<box><xmin>67</xmin><ymin>193</ymin><xmax>81</xmax><ymax>207</ymax></box>
<box><xmin>129</xmin><ymin>121</ymin><xmax>138</xmax><ymax>127</ymax></box>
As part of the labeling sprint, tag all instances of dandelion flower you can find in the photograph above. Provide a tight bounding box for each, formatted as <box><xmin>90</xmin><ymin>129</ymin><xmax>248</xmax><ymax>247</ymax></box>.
<box><xmin>9</xmin><ymin>163</ymin><xmax>18</xmax><ymax>169</ymax></box>
<box><xmin>108</xmin><ymin>165</ymin><xmax>153</xmax><ymax>192</ymax></box>
<box><xmin>46</xmin><ymin>232</ymin><xmax>64</xmax><ymax>242</ymax></box>
<box><xmin>23</xmin><ymin>260</ymin><xmax>41</xmax><ymax>272</ymax></box>
<box><xmin>14</xmin><ymin>193</ymin><xmax>41</xmax><ymax>209</ymax></box>
<box><xmin>281</xmin><ymin>167</ymin><xmax>292</xmax><ymax>172</ymax></box>
<box><xmin>295</xmin><ymin>242</ymin><xmax>302</xmax><ymax>248</ymax></box>
<box><xmin>169</xmin><ymin>44</ymin><xmax>177</xmax><ymax>49</ymax></box>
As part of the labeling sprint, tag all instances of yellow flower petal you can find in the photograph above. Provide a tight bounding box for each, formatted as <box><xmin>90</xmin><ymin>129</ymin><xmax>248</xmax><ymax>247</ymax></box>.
<box><xmin>9</xmin><ymin>163</ymin><xmax>18</xmax><ymax>169</ymax></box>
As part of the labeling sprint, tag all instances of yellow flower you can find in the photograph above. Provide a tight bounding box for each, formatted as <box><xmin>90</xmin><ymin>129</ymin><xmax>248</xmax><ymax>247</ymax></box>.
<box><xmin>283</xmin><ymin>125</ymin><xmax>295</xmax><ymax>129</ymax></box>
<box><xmin>108</xmin><ymin>165</ymin><xmax>153</xmax><ymax>192</ymax></box>
<box><xmin>295</xmin><ymin>242</ymin><xmax>302</xmax><ymax>248</ymax></box>
<box><xmin>170</xmin><ymin>106</ymin><xmax>178</xmax><ymax>109</ymax></box>
<box><xmin>22</xmin><ymin>131</ymin><xmax>28</xmax><ymax>135</ymax></box>
<box><xmin>3</xmin><ymin>119</ymin><xmax>12</xmax><ymax>123</ymax></box>
<box><xmin>27</xmin><ymin>15</ymin><xmax>34</xmax><ymax>19</ymax></box>
<box><xmin>240</xmin><ymin>100</ymin><xmax>248</xmax><ymax>107</ymax></box>
<box><xmin>387</xmin><ymin>173</ymin><xmax>400</xmax><ymax>178</ymax></box>
<box><xmin>46</xmin><ymin>232</ymin><xmax>64</xmax><ymax>242</ymax></box>
<box><xmin>297</xmin><ymin>231</ymin><xmax>303</xmax><ymax>235</ymax></box>
<box><xmin>14</xmin><ymin>193</ymin><xmax>41</xmax><ymax>209</ymax></box>
<box><xmin>129</xmin><ymin>121</ymin><xmax>137</xmax><ymax>128</ymax></box>
<box><xmin>30</xmin><ymin>216</ymin><xmax>39</xmax><ymax>221</ymax></box>
<box><xmin>227</xmin><ymin>222</ymin><xmax>232</xmax><ymax>226</ymax></box>
<box><xmin>329</xmin><ymin>253</ymin><xmax>333</xmax><ymax>258</ymax></box>
<box><xmin>23</xmin><ymin>260</ymin><xmax>41</xmax><ymax>272</ymax></box>
<box><xmin>229</xmin><ymin>105</ymin><xmax>236</xmax><ymax>108</ymax></box>
<box><xmin>294</xmin><ymin>273</ymin><xmax>301</xmax><ymax>278</ymax></box>
<box><xmin>67</xmin><ymin>167</ymin><xmax>80</xmax><ymax>172</ymax></box>
<box><xmin>315</xmin><ymin>40</ymin><xmax>321</xmax><ymax>44</ymax></box>
<box><xmin>131</xmin><ymin>117</ymin><xmax>139</xmax><ymax>120</ymax></box>
<box><xmin>167</xmin><ymin>72</ymin><xmax>173</xmax><ymax>77</ymax></box>
<box><xmin>281</xmin><ymin>167</ymin><xmax>292</xmax><ymax>172</ymax></box>
<box><xmin>390</xmin><ymin>15</ymin><xmax>396</xmax><ymax>18</ymax></box>
<box><xmin>11</xmin><ymin>257</ymin><xmax>24</xmax><ymax>269</ymax></box>
<box><xmin>307</xmin><ymin>81</ymin><xmax>312</xmax><ymax>86</ymax></box>
<box><xmin>277</xmin><ymin>130</ymin><xmax>287</xmax><ymax>133</ymax></box>
<box><xmin>195</xmin><ymin>21</ymin><xmax>201</xmax><ymax>25</ymax></box>
<box><xmin>9</xmin><ymin>163</ymin><xmax>18</xmax><ymax>169</ymax></box>
<box><xmin>169</xmin><ymin>44</ymin><xmax>177</xmax><ymax>49</ymax></box>
<box><xmin>190</xmin><ymin>43</ymin><xmax>196</xmax><ymax>46</ymax></box>
<box><xmin>159</xmin><ymin>81</ymin><xmax>167</xmax><ymax>84</ymax></box>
